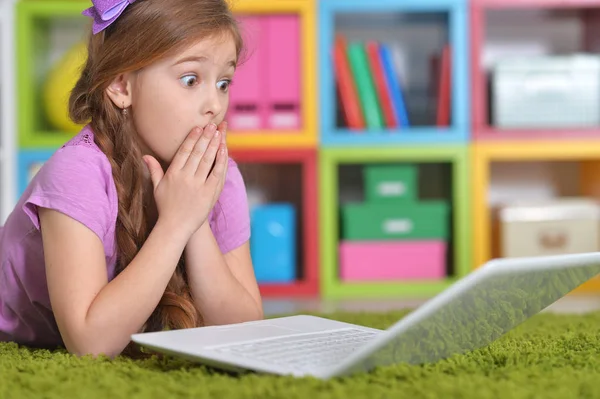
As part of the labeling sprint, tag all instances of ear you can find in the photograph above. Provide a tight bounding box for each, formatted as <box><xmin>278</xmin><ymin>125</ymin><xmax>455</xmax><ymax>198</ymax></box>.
<box><xmin>105</xmin><ymin>73</ymin><xmax>134</xmax><ymax>110</ymax></box>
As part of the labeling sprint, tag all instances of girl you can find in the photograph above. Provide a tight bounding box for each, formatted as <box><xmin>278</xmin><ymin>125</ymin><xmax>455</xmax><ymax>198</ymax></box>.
<box><xmin>0</xmin><ymin>0</ymin><xmax>264</xmax><ymax>358</ymax></box>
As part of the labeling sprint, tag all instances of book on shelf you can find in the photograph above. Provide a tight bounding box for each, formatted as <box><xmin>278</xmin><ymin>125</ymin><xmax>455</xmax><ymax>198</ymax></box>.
<box><xmin>434</xmin><ymin>44</ymin><xmax>451</xmax><ymax>127</ymax></box>
<box><xmin>333</xmin><ymin>35</ymin><xmax>365</xmax><ymax>130</ymax></box>
<box><xmin>333</xmin><ymin>35</ymin><xmax>451</xmax><ymax>132</ymax></box>
<box><xmin>346</xmin><ymin>40</ymin><xmax>384</xmax><ymax>129</ymax></box>
<box><xmin>365</xmin><ymin>40</ymin><xmax>398</xmax><ymax>129</ymax></box>
<box><xmin>378</xmin><ymin>42</ymin><xmax>410</xmax><ymax>130</ymax></box>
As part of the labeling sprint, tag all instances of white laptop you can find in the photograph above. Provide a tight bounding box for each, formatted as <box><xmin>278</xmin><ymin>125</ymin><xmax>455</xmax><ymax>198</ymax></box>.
<box><xmin>131</xmin><ymin>252</ymin><xmax>600</xmax><ymax>379</ymax></box>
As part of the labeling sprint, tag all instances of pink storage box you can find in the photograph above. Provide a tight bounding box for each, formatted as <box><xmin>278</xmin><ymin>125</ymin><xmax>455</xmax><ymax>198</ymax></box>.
<box><xmin>339</xmin><ymin>240</ymin><xmax>446</xmax><ymax>281</ymax></box>
<box><xmin>264</xmin><ymin>15</ymin><xmax>301</xmax><ymax>130</ymax></box>
<box><xmin>227</xmin><ymin>16</ymin><xmax>264</xmax><ymax>130</ymax></box>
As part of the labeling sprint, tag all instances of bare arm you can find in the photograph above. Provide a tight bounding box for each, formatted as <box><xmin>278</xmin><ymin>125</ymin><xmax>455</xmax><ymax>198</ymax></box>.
<box><xmin>40</xmin><ymin>209</ymin><xmax>188</xmax><ymax>358</ymax></box>
<box><xmin>185</xmin><ymin>222</ymin><xmax>263</xmax><ymax>326</ymax></box>
<box><xmin>40</xmin><ymin>124</ymin><xmax>226</xmax><ymax>358</ymax></box>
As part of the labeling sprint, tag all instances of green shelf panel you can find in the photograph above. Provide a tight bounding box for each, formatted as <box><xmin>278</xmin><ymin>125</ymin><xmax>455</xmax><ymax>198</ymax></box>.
<box><xmin>17</xmin><ymin>0</ymin><xmax>90</xmax><ymax>149</ymax></box>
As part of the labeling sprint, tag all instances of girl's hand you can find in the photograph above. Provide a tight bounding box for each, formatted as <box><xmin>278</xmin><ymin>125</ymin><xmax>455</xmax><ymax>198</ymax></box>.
<box><xmin>143</xmin><ymin>123</ymin><xmax>228</xmax><ymax>238</ymax></box>
<box><xmin>213</xmin><ymin>121</ymin><xmax>229</xmax><ymax>201</ymax></box>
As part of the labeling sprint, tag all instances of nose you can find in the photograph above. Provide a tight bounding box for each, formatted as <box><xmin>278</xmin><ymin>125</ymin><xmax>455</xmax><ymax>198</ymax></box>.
<box><xmin>202</xmin><ymin>86</ymin><xmax>223</xmax><ymax>118</ymax></box>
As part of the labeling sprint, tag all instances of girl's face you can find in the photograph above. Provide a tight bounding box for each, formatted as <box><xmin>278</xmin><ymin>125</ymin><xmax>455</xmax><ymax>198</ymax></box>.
<box><xmin>107</xmin><ymin>32</ymin><xmax>237</xmax><ymax>164</ymax></box>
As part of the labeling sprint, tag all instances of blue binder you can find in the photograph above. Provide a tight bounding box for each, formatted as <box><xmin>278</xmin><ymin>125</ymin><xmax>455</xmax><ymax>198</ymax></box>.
<box><xmin>250</xmin><ymin>203</ymin><xmax>297</xmax><ymax>283</ymax></box>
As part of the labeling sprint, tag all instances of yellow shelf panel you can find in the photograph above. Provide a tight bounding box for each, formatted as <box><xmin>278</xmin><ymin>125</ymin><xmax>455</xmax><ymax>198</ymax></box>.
<box><xmin>227</xmin><ymin>131</ymin><xmax>316</xmax><ymax>149</ymax></box>
<box><xmin>231</xmin><ymin>0</ymin><xmax>313</xmax><ymax>14</ymax></box>
<box><xmin>473</xmin><ymin>140</ymin><xmax>600</xmax><ymax>160</ymax></box>
<box><xmin>471</xmin><ymin>141</ymin><xmax>600</xmax><ymax>293</ymax></box>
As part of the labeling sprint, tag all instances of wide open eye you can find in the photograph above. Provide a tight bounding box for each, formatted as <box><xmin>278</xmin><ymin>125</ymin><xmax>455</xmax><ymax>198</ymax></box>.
<box><xmin>217</xmin><ymin>79</ymin><xmax>232</xmax><ymax>93</ymax></box>
<box><xmin>180</xmin><ymin>74</ymin><xmax>198</xmax><ymax>87</ymax></box>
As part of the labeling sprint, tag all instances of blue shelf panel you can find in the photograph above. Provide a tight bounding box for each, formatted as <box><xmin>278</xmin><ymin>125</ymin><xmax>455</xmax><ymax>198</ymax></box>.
<box><xmin>321</xmin><ymin>0</ymin><xmax>467</xmax><ymax>12</ymax></box>
<box><xmin>318</xmin><ymin>0</ymin><xmax>470</xmax><ymax>146</ymax></box>
<box><xmin>18</xmin><ymin>149</ymin><xmax>56</xmax><ymax>197</ymax></box>
<box><xmin>320</xmin><ymin>127</ymin><xmax>468</xmax><ymax>146</ymax></box>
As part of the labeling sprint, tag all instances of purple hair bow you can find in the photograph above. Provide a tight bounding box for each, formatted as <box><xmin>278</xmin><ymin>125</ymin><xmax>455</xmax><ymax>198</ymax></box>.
<box><xmin>82</xmin><ymin>0</ymin><xmax>137</xmax><ymax>34</ymax></box>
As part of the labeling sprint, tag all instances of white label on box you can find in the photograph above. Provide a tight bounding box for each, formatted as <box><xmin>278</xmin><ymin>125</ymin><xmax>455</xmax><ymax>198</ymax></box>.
<box><xmin>269</xmin><ymin>113</ymin><xmax>299</xmax><ymax>129</ymax></box>
<box><xmin>378</xmin><ymin>182</ymin><xmax>406</xmax><ymax>196</ymax></box>
<box><xmin>231</xmin><ymin>115</ymin><xmax>261</xmax><ymax>130</ymax></box>
<box><xmin>383</xmin><ymin>218</ymin><xmax>413</xmax><ymax>234</ymax></box>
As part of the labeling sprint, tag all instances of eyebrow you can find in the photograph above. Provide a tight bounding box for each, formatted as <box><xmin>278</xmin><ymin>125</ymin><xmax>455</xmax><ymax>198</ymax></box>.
<box><xmin>173</xmin><ymin>55</ymin><xmax>237</xmax><ymax>69</ymax></box>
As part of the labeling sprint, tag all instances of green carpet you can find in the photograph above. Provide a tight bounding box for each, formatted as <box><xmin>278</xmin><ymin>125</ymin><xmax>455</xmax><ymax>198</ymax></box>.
<box><xmin>2</xmin><ymin>310</ymin><xmax>600</xmax><ymax>398</ymax></box>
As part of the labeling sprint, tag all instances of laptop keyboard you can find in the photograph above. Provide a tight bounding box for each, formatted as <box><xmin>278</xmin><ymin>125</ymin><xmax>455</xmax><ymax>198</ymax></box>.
<box><xmin>208</xmin><ymin>328</ymin><xmax>379</xmax><ymax>371</ymax></box>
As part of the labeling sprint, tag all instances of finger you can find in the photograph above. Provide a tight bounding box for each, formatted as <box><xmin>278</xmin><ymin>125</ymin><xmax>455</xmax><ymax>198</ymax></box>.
<box><xmin>207</xmin><ymin>143</ymin><xmax>228</xmax><ymax>186</ymax></box>
<box><xmin>171</xmin><ymin>127</ymin><xmax>203</xmax><ymax>170</ymax></box>
<box><xmin>183</xmin><ymin>123</ymin><xmax>217</xmax><ymax>172</ymax></box>
<box><xmin>143</xmin><ymin>155</ymin><xmax>164</xmax><ymax>190</ymax></box>
<box><xmin>195</xmin><ymin>126</ymin><xmax>222</xmax><ymax>179</ymax></box>
<box><xmin>217</xmin><ymin>121</ymin><xmax>227</xmax><ymax>145</ymax></box>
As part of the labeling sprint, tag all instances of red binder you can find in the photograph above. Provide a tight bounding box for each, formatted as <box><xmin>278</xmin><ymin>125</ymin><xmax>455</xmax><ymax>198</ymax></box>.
<box><xmin>333</xmin><ymin>35</ymin><xmax>365</xmax><ymax>130</ymax></box>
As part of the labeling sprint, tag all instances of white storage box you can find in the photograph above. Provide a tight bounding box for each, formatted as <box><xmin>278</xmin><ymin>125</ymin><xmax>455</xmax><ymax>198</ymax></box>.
<box><xmin>492</xmin><ymin>54</ymin><xmax>600</xmax><ymax>129</ymax></box>
<box><xmin>499</xmin><ymin>198</ymin><xmax>600</xmax><ymax>258</ymax></box>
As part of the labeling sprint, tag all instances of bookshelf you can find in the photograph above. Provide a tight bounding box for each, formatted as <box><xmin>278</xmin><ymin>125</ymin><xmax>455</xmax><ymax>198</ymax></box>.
<box><xmin>318</xmin><ymin>0</ymin><xmax>469</xmax><ymax>146</ymax></box>
<box><xmin>4</xmin><ymin>0</ymin><xmax>600</xmax><ymax>302</ymax></box>
<box><xmin>0</xmin><ymin>0</ymin><xmax>17</xmax><ymax>224</ymax></box>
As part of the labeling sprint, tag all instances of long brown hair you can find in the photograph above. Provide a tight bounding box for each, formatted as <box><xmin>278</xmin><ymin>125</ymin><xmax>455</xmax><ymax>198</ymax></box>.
<box><xmin>68</xmin><ymin>0</ymin><xmax>244</xmax><ymax>337</ymax></box>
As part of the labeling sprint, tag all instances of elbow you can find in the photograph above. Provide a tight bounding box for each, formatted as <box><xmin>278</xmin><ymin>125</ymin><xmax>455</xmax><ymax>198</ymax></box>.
<box><xmin>246</xmin><ymin>297</ymin><xmax>264</xmax><ymax>321</ymax></box>
<box><xmin>248</xmin><ymin>295</ymin><xmax>264</xmax><ymax>321</ymax></box>
<box><xmin>255</xmin><ymin>305</ymin><xmax>264</xmax><ymax>320</ymax></box>
<box><xmin>66</xmin><ymin>341</ymin><xmax>124</xmax><ymax>359</ymax></box>
<box><xmin>244</xmin><ymin>303</ymin><xmax>264</xmax><ymax>322</ymax></box>
<box><xmin>63</xmin><ymin>331</ymin><xmax>127</xmax><ymax>359</ymax></box>
<box><xmin>204</xmin><ymin>304</ymin><xmax>264</xmax><ymax>326</ymax></box>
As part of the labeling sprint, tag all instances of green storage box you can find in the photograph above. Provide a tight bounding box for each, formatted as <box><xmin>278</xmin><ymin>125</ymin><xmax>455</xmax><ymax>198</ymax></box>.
<box><xmin>363</xmin><ymin>164</ymin><xmax>417</xmax><ymax>203</ymax></box>
<box><xmin>341</xmin><ymin>201</ymin><xmax>450</xmax><ymax>240</ymax></box>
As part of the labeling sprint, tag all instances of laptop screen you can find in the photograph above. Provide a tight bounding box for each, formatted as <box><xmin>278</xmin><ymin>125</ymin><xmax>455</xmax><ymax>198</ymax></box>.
<box><xmin>336</xmin><ymin>255</ymin><xmax>600</xmax><ymax>377</ymax></box>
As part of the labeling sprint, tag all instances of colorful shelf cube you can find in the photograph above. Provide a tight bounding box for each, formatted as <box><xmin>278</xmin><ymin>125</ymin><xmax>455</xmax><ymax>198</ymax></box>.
<box><xmin>320</xmin><ymin>145</ymin><xmax>470</xmax><ymax>299</ymax></box>
<box><xmin>471</xmin><ymin>141</ymin><xmax>600</xmax><ymax>294</ymax></box>
<box><xmin>230</xmin><ymin>147</ymin><xmax>318</xmax><ymax>298</ymax></box>
<box><xmin>470</xmin><ymin>0</ymin><xmax>600</xmax><ymax>141</ymax></box>
<box><xmin>318</xmin><ymin>0</ymin><xmax>470</xmax><ymax>146</ymax></box>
